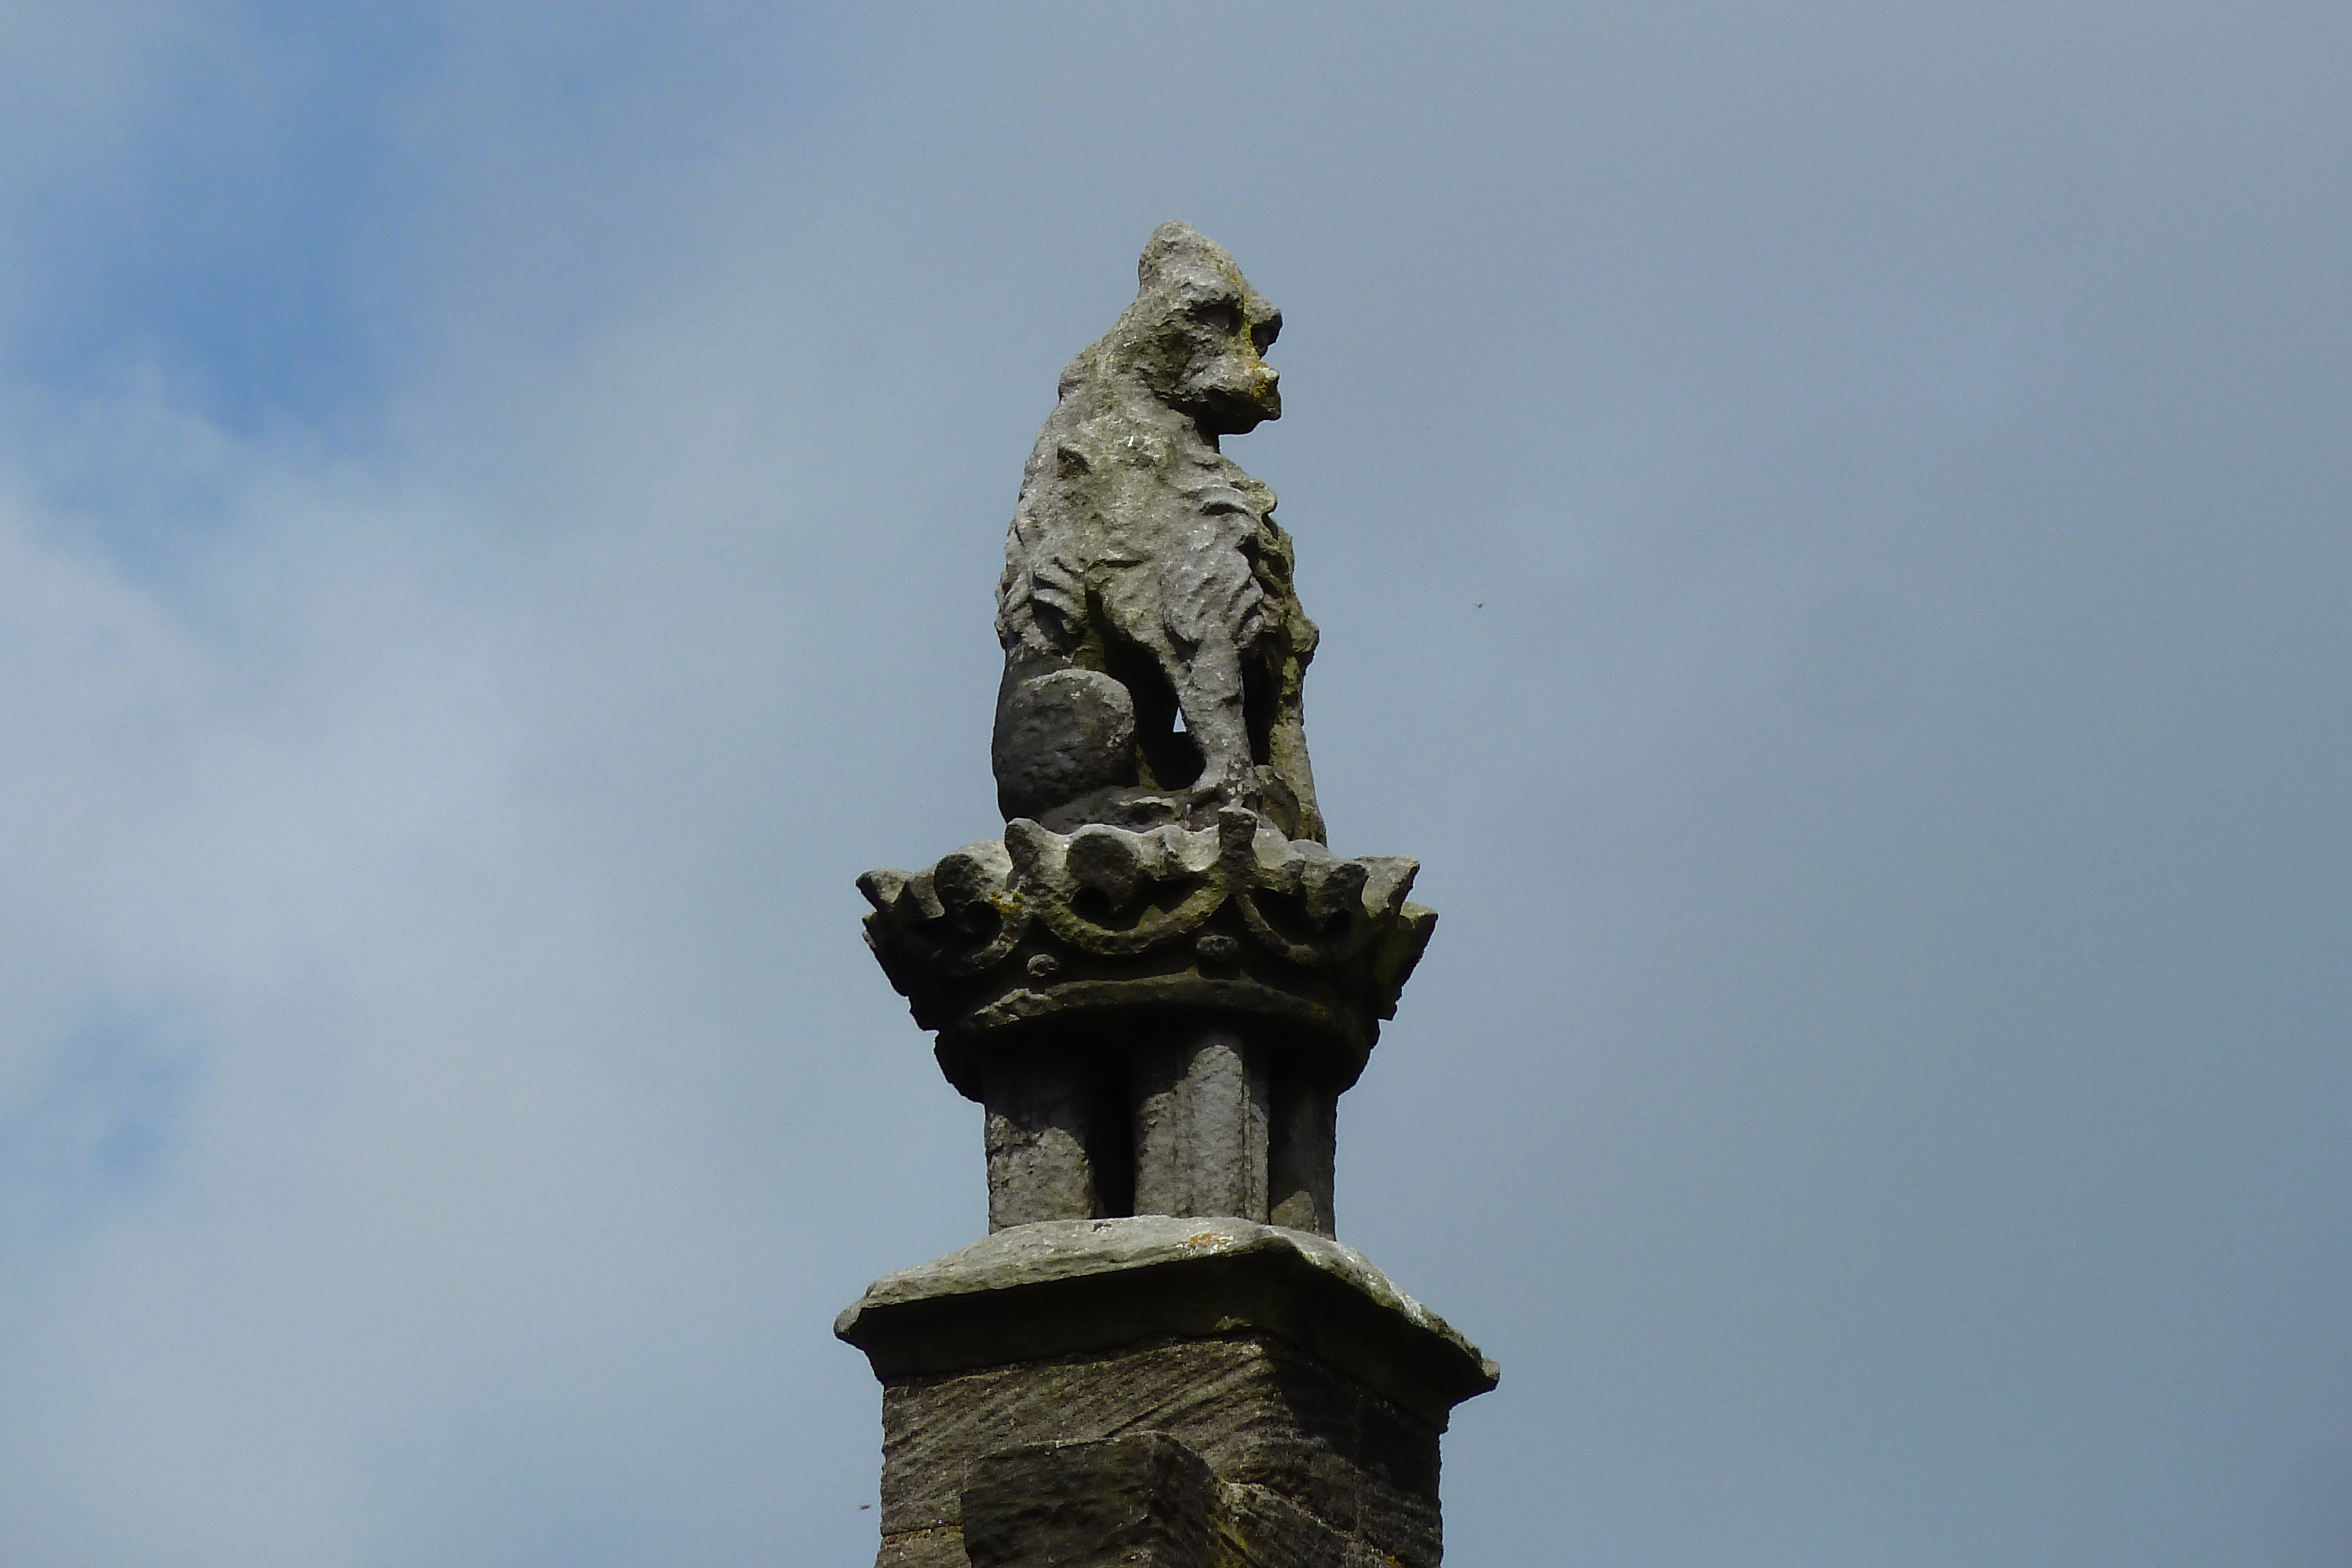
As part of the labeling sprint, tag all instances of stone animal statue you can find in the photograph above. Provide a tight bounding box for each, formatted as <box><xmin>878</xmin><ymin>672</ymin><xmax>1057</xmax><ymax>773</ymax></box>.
<box><xmin>993</xmin><ymin>222</ymin><xmax>1325</xmax><ymax>842</ymax></box>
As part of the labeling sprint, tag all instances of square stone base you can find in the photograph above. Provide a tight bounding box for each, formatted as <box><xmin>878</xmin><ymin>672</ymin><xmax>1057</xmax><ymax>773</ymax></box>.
<box><xmin>877</xmin><ymin>1334</ymin><xmax>1439</xmax><ymax>1567</ymax></box>
<box><xmin>837</xmin><ymin>1218</ymin><xmax>1496</xmax><ymax>1568</ymax></box>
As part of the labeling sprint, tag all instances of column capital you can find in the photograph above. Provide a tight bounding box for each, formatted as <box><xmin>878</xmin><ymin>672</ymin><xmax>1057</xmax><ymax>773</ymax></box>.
<box><xmin>858</xmin><ymin>807</ymin><xmax>1436</xmax><ymax>1100</ymax></box>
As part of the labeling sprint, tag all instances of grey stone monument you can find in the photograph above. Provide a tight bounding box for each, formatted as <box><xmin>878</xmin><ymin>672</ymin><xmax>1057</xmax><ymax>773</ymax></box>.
<box><xmin>841</xmin><ymin>223</ymin><xmax>1497</xmax><ymax>1568</ymax></box>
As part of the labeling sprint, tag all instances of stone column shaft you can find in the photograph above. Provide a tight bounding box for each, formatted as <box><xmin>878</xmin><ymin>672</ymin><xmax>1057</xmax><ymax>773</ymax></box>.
<box><xmin>1132</xmin><ymin>1027</ymin><xmax>1269</xmax><ymax>1222</ymax></box>
<box><xmin>1268</xmin><ymin>1073</ymin><xmax>1338</xmax><ymax>1236</ymax></box>
<box><xmin>981</xmin><ymin>1045</ymin><xmax>1110</xmax><ymax>1231</ymax></box>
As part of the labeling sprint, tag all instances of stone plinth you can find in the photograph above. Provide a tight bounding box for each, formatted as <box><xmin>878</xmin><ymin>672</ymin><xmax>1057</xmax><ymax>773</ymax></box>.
<box><xmin>837</xmin><ymin>1217</ymin><xmax>1498</xmax><ymax>1568</ymax></box>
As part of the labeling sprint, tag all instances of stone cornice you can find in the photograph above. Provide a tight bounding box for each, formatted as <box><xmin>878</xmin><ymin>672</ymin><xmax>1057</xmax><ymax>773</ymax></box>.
<box><xmin>834</xmin><ymin>1216</ymin><xmax>1499</xmax><ymax>1429</ymax></box>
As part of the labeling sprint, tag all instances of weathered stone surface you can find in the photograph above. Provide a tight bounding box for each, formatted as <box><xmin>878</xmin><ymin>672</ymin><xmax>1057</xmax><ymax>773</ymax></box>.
<box><xmin>968</xmin><ymin>1017</ymin><xmax>1328</xmax><ymax>1232</ymax></box>
<box><xmin>993</xmin><ymin>223</ymin><xmax>1321</xmax><ymax>842</ymax></box>
<box><xmin>961</xmin><ymin>1433</ymin><xmax>1218</xmax><ymax>1567</ymax></box>
<box><xmin>1134</xmin><ymin>1028</ymin><xmax>1269</xmax><ymax>1222</ymax></box>
<box><xmin>859</xmin><ymin>808</ymin><xmax>1435</xmax><ymax>1094</ymax></box>
<box><xmin>879</xmin><ymin>1443</ymin><xmax>1391</xmax><ymax>1568</ymax></box>
<box><xmin>1267</xmin><ymin>1074</ymin><xmax>1337</xmax><ymax>1236</ymax></box>
<box><xmin>981</xmin><ymin>1041</ymin><xmax>1125</xmax><ymax>1229</ymax></box>
<box><xmin>874</xmin><ymin>1526</ymin><xmax>967</xmax><ymax>1568</ymax></box>
<box><xmin>1217</xmin><ymin>1482</ymin><xmax>1391</xmax><ymax>1568</ymax></box>
<box><xmin>836</xmin><ymin>1216</ymin><xmax>1497</xmax><ymax>1430</ymax></box>
<box><xmin>871</xmin><ymin>1337</ymin><xmax>1442</xmax><ymax>1568</ymax></box>
<box><xmin>861</xmin><ymin>806</ymin><xmax>1431</xmax><ymax>1231</ymax></box>
<box><xmin>993</xmin><ymin>668</ymin><xmax>1140</xmax><ymax>823</ymax></box>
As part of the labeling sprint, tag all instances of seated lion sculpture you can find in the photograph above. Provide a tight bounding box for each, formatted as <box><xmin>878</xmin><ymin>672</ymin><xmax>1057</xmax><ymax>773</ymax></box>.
<box><xmin>993</xmin><ymin>222</ymin><xmax>1325</xmax><ymax>843</ymax></box>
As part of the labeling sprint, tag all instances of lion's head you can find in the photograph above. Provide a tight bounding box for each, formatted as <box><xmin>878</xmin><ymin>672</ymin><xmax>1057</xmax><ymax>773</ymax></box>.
<box><xmin>1061</xmin><ymin>221</ymin><xmax>1284</xmax><ymax>435</ymax></box>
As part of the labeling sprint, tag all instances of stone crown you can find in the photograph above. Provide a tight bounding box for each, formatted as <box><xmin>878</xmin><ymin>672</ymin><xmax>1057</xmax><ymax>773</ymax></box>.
<box><xmin>860</xmin><ymin>804</ymin><xmax>1436</xmax><ymax>1098</ymax></box>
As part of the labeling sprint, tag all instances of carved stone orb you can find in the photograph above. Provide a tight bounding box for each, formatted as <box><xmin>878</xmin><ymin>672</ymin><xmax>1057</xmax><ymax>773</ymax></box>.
<box><xmin>993</xmin><ymin>667</ymin><xmax>1138</xmax><ymax>820</ymax></box>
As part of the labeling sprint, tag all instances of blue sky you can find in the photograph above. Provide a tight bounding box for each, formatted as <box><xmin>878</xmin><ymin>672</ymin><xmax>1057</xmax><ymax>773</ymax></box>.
<box><xmin>0</xmin><ymin>4</ymin><xmax>2347</xmax><ymax>1564</ymax></box>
